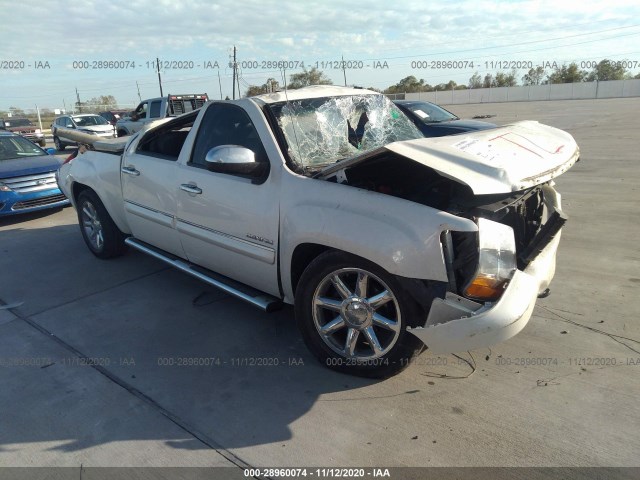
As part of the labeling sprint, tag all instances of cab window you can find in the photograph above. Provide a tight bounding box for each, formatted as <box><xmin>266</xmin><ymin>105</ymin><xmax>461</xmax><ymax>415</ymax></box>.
<box><xmin>190</xmin><ymin>103</ymin><xmax>268</xmax><ymax>170</ymax></box>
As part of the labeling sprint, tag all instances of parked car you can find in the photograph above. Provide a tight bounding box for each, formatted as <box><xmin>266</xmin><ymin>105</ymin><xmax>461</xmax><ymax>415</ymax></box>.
<box><xmin>0</xmin><ymin>118</ymin><xmax>46</xmax><ymax>146</ymax></box>
<box><xmin>394</xmin><ymin>100</ymin><xmax>496</xmax><ymax>137</ymax></box>
<box><xmin>0</xmin><ymin>131</ymin><xmax>70</xmax><ymax>216</ymax></box>
<box><xmin>115</xmin><ymin>93</ymin><xmax>208</xmax><ymax>137</ymax></box>
<box><xmin>51</xmin><ymin>114</ymin><xmax>115</xmax><ymax>151</ymax></box>
<box><xmin>57</xmin><ymin>86</ymin><xmax>578</xmax><ymax>378</ymax></box>
<box><xmin>99</xmin><ymin>110</ymin><xmax>130</xmax><ymax>126</ymax></box>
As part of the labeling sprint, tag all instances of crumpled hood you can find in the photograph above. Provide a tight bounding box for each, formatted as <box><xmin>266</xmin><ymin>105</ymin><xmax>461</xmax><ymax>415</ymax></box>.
<box><xmin>384</xmin><ymin>121</ymin><xmax>579</xmax><ymax>194</ymax></box>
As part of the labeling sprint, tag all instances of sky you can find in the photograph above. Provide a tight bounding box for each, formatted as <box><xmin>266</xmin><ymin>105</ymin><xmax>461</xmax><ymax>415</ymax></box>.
<box><xmin>1</xmin><ymin>0</ymin><xmax>639</xmax><ymax>111</ymax></box>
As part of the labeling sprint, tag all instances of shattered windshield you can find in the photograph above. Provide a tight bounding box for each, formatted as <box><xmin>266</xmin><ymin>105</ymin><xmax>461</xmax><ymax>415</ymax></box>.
<box><xmin>269</xmin><ymin>94</ymin><xmax>422</xmax><ymax>169</ymax></box>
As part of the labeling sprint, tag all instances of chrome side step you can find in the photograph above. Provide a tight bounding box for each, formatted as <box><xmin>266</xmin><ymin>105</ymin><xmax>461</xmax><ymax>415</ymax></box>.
<box><xmin>125</xmin><ymin>237</ymin><xmax>283</xmax><ymax>313</ymax></box>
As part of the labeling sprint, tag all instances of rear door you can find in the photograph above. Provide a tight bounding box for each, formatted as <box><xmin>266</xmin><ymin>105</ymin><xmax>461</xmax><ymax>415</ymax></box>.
<box><xmin>175</xmin><ymin>102</ymin><xmax>280</xmax><ymax>295</ymax></box>
<box><xmin>121</xmin><ymin>119</ymin><xmax>188</xmax><ymax>257</ymax></box>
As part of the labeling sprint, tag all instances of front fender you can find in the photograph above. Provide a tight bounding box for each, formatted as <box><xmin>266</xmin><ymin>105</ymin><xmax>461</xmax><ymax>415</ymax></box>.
<box><xmin>279</xmin><ymin>174</ymin><xmax>477</xmax><ymax>302</ymax></box>
<box><xmin>58</xmin><ymin>151</ymin><xmax>131</xmax><ymax>234</ymax></box>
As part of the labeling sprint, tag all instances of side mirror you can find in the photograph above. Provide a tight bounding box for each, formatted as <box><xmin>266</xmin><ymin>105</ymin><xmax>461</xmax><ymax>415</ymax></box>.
<box><xmin>205</xmin><ymin>145</ymin><xmax>267</xmax><ymax>178</ymax></box>
<box><xmin>130</xmin><ymin>112</ymin><xmax>139</xmax><ymax>121</ymax></box>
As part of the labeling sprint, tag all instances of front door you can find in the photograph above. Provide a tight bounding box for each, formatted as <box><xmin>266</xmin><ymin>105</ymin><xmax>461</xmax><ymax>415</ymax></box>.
<box><xmin>175</xmin><ymin>102</ymin><xmax>280</xmax><ymax>296</ymax></box>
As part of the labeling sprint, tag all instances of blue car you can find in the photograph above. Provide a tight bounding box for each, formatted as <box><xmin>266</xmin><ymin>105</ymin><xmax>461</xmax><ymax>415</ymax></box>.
<box><xmin>393</xmin><ymin>100</ymin><xmax>497</xmax><ymax>137</ymax></box>
<box><xmin>0</xmin><ymin>130</ymin><xmax>70</xmax><ymax>216</ymax></box>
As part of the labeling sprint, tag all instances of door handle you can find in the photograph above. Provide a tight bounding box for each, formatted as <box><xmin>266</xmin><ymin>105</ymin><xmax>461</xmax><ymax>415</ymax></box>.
<box><xmin>180</xmin><ymin>184</ymin><xmax>202</xmax><ymax>194</ymax></box>
<box><xmin>121</xmin><ymin>166</ymin><xmax>140</xmax><ymax>176</ymax></box>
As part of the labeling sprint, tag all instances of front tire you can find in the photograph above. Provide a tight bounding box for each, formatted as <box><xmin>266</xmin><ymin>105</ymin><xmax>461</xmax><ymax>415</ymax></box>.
<box><xmin>76</xmin><ymin>190</ymin><xmax>127</xmax><ymax>259</ymax></box>
<box><xmin>53</xmin><ymin>136</ymin><xmax>65</xmax><ymax>151</ymax></box>
<box><xmin>295</xmin><ymin>251</ymin><xmax>425</xmax><ymax>378</ymax></box>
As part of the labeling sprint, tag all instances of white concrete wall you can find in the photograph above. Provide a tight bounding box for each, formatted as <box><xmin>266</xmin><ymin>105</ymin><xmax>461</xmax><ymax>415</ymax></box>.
<box><xmin>403</xmin><ymin>79</ymin><xmax>640</xmax><ymax>104</ymax></box>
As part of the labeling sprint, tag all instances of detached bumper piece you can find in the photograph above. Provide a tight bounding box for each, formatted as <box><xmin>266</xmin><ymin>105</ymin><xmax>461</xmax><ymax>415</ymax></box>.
<box><xmin>408</xmin><ymin>269</ymin><xmax>538</xmax><ymax>354</ymax></box>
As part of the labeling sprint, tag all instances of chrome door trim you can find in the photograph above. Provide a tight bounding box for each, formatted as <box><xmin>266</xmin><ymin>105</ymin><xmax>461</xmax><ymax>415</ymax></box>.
<box><xmin>125</xmin><ymin>201</ymin><xmax>174</xmax><ymax>228</ymax></box>
<box><xmin>176</xmin><ymin>218</ymin><xmax>275</xmax><ymax>264</ymax></box>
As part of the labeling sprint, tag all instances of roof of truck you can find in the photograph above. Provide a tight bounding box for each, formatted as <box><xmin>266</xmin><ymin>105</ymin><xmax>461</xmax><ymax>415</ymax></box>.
<box><xmin>252</xmin><ymin>85</ymin><xmax>378</xmax><ymax>104</ymax></box>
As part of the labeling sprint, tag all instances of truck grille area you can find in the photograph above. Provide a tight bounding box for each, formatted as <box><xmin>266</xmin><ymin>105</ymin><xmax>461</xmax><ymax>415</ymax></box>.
<box><xmin>469</xmin><ymin>187</ymin><xmax>547</xmax><ymax>269</ymax></box>
<box><xmin>486</xmin><ymin>188</ymin><xmax>544</xmax><ymax>267</ymax></box>
<box><xmin>1</xmin><ymin>172</ymin><xmax>58</xmax><ymax>193</ymax></box>
<box><xmin>449</xmin><ymin>186</ymin><xmax>566</xmax><ymax>297</ymax></box>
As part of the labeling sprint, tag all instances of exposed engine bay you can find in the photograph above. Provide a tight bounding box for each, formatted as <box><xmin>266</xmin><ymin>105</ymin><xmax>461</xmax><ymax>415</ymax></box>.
<box><xmin>321</xmin><ymin>151</ymin><xmax>565</xmax><ymax>301</ymax></box>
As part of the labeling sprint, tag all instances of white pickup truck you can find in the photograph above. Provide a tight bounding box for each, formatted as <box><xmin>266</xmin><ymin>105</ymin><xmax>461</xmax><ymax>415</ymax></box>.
<box><xmin>115</xmin><ymin>93</ymin><xmax>208</xmax><ymax>137</ymax></box>
<box><xmin>57</xmin><ymin>86</ymin><xmax>579</xmax><ymax>378</ymax></box>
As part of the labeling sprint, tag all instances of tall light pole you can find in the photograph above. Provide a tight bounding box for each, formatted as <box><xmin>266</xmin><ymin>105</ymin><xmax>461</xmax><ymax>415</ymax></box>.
<box><xmin>156</xmin><ymin>57</ymin><xmax>163</xmax><ymax>97</ymax></box>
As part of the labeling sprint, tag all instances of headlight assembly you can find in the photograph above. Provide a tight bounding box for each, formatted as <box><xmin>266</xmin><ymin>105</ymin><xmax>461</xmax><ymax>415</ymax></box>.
<box><xmin>463</xmin><ymin>218</ymin><xmax>517</xmax><ymax>301</ymax></box>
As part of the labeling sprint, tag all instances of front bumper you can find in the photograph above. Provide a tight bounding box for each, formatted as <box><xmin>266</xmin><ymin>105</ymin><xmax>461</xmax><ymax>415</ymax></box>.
<box><xmin>408</xmin><ymin>185</ymin><xmax>563</xmax><ymax>353</ymax></box>
<box><xmin>0</xmin><ymin>188</ymin><xmax>70</xmax><ymax>216</ymax></box>
<box><xmin>19</xmin><ymin>133</ymin><xmax>45</xmax><ymax>144</ymax></box>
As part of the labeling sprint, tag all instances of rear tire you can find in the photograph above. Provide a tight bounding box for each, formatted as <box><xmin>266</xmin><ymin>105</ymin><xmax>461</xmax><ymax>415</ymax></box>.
<box><xmin>295</xmin><ymin>251</ymin><xmax>425</xmax><ymax>378</ymax></box>
<box><xmin>76</xmin><ymin>190</ymin><xmax>127</xmax><ymax>259</ymax></box>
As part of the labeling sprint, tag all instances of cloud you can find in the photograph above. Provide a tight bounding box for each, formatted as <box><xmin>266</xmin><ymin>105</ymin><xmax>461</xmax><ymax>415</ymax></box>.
<box><xmin>2</xmin><ymin>0</ymin><xmax>638</xmax><ymax>57</ymax></box>
<box><xmin>1</xmin><ymin>0</ymin><xmax>639</xmax><ymax>108</ymax></box>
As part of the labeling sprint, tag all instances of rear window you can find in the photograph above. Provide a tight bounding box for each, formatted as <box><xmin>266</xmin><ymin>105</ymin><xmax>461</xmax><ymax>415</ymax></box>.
<box><xmin>4</xmin><ymin>118</ymin><xmax>33</xmax><ymax>127</ymax></box>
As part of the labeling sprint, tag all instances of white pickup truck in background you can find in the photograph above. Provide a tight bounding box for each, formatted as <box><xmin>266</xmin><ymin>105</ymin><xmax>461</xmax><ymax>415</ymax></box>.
<box><xmin>56</xmin><ymin>86</ymin><xmax>579</xmax><ymax>378</ymax></box>
<box><xmin>115</xmin><ymin>93</ymin><xmax>208</xmax><ymax>137</ymax></box>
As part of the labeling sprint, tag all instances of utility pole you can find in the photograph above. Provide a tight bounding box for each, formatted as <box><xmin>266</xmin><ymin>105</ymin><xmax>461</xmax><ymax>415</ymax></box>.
<box><xmin>217</xmin><ymin>70</ymin><xmax>223</xmax><ymax>100</ymax></box>
<box><xmin>237</xmin><ymin>67</ymin><xmax>241</xmax><ymax>98</ymax></box>
<box><xmin>136</xmin><ymin>81</ymin><xmax>142</xmax><ymax>102</ymax></box>
<box><xmin>156</xmin><ymin>57</ymin><xmax>163</xmax><ymax>97</ymax></box>
<box><xmin>35</xmin><ymin>105</ymin><xmax>43</xmax><ymax>131</ymax></box>
<box><xmin>75</xmin><ymin>87</ymin><xmax>82</xmax><ymax>113</ymax></box>
<box><xmin>342</xmin><ymin>54</ymin><xmax>347</xmax><ymax>87</ymax></box>
<box><xmin>232</xmin><ymin>46</ymin><xmax>237</xmax><ymax>100</ymax></box>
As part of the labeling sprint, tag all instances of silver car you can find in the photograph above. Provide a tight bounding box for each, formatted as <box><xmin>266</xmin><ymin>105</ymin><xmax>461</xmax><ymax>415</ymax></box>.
<box><xmin>51</xmin><ymin>114</ymin><xmax>115</xmax><ymax>151</ymax></box>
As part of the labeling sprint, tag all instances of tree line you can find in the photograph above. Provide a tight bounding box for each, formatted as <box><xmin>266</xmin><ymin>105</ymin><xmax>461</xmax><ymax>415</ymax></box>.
<box><xmin>3</xmin><ymin>59</ymin><xmax>637</xmax><ymax>116</ymax></box>
<box><xmin>244</xmin><ymin>59</ymin><xmax>640</xmax><ymax>96</ymax></box>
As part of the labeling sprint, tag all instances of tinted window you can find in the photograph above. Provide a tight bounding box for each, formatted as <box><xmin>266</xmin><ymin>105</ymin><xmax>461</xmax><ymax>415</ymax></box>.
<box><xmin>149</xmin><ymin>100</ymin><xmax>162</xmax><ymax>118</ymax></box>
<box><xmin>5</xmin><ymin>118</ymin><xmax>33</xmax><ymax>127</ymax></box>
<box><xmin>190</xmin><ymin>103</ymin><xmax>268</xmax><ymax>169</ymax></box>
<box><xmin>137</xmin><ymin>111</ymin><xmax>197</xmax><ymax>160</ymax></box>
<box><xmin>404</xmin><ymin>102</ymin><xmax>458</xmax><ymax>123</ymax></box>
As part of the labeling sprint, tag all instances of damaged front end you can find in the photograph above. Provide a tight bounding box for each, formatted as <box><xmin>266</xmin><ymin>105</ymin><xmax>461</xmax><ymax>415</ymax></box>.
<box><xmin>267</xmin><ymin>90</ymin><xmax>577</xmax><ymax>354</ymax></box>
<box><xmin>411</xmin><ymin>183</ymin><xmax>567</xmax><ymax>353</ymax></box>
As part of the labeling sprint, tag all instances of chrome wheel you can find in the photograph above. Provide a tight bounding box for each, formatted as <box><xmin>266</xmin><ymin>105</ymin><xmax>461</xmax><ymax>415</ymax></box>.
<box><xmin>312</xmin><ymin>268</ymin><xmax>401</xmax><ymax>360</ymax></box>
<box><xmin>81</xmin><ymin>201</ymin><xmax>104</xmax><ymax>251</ymax></box>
